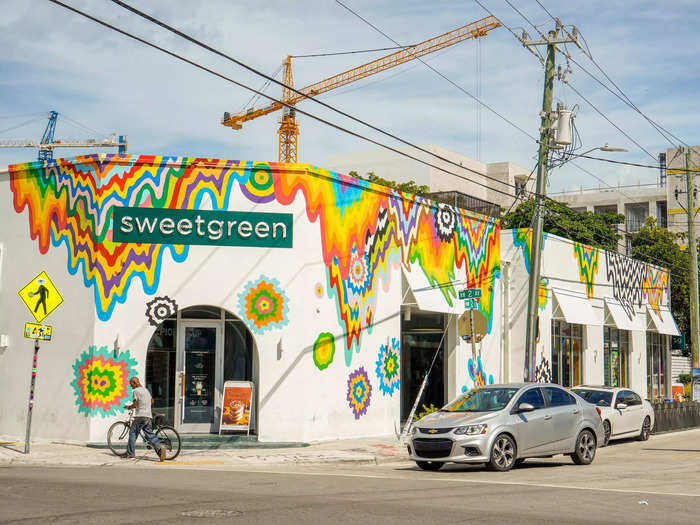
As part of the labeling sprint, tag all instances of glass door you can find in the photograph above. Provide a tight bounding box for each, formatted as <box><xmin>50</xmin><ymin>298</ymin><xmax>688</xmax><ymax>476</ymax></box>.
<box><xmin>176</xmin><ymin>321</ymin><xmax>223</xmax><ymax>433</ymax></box>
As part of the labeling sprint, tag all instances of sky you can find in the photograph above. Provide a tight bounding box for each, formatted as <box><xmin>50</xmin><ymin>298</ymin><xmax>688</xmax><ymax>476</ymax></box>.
<box><xmin>1</xmin><ymin>0</ymin><xmax>699</xmax><ymax>194</ymax></box>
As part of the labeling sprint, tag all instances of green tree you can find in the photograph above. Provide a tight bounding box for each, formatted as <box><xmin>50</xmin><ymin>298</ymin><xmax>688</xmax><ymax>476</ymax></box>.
<box><xmin>631</xmin><ymin>217</ymin><xmax>690</xmax><ymax>353</ymax></box>
<box><xmin>501</xmin><ymin>198</ymin><xmax>624</xmax><ymax>252</ymax></box>
<box><xmin>349</xmin><ymin>170</ymin><xmax>430</xmax><ymax>195</ymax></box>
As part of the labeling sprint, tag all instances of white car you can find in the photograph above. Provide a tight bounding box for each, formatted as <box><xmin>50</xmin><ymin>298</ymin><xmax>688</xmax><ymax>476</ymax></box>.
<box><xmin>571</xmin><ymin>386</ymin><xmax>654</xmax><ymax>446</ymax></box>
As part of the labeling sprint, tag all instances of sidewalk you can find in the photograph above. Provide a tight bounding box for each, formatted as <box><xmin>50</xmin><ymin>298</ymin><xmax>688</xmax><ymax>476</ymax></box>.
<box><xmin>0</xmin><ymin>435</ymin><xmax>408</xmax><ymax>469</ymax></box>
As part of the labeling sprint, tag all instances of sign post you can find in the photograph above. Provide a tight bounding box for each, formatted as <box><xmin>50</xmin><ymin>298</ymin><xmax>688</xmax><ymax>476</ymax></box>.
<box><xmin>18</xmin><ymin>271</ymin><xmax>63</xmax><ymax>454</ymax></box>
<box><xmin>24</xmin><ymin>339</ymin><xmax>40</xmax><ymax>454</ymax></box>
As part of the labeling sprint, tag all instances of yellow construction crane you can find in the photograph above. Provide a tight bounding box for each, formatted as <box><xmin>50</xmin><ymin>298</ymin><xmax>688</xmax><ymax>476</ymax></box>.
<box><xmin>221</xmin><ymin>15</ymin><xmax>501</xmax><ymax>163</ymax></box>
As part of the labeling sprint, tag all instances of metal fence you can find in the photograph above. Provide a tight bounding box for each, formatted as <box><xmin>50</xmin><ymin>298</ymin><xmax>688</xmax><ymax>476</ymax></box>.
<box><xmin>652</xmin><ymin>401</ymin><xmax>700</xmax><ymax>433</ymax></box>
<box><xmin>423</xmin><ymin>191</ymin><xmax>501</xmax><ymax>219</ymax></box>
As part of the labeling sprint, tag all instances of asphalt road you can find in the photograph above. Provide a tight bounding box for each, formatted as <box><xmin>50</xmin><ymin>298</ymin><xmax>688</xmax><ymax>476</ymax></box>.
<box><xmin>2</xmin><ymin>430</ymin><xmax>699</xmax><ymax>524</ymax></box>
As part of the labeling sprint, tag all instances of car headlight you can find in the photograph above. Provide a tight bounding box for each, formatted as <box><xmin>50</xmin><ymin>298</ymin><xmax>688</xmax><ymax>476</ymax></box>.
<box><xmin>454</xmin><ymin>424</ymin><xmax>487</xmax><ymax>435</ymax></box>
<box><xmin>411</xmin><ymin>426</ymin><xmax>418</xmax><ymax>435</ymax></box>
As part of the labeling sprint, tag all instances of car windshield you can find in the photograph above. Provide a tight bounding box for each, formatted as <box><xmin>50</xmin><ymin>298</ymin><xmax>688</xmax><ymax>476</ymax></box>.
<box><xmin>572</xmin><ymin>389</ymin><xmax>613</xmax><ymax>407</ymax></box>
<box><xmin>441</xmin><ymin>387</ymin><xmax>520</xmax><ymax>412</ymax></box>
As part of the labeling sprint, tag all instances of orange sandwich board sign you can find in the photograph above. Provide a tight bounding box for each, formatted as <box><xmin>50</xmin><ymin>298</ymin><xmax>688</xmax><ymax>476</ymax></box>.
<box><xmin>18</xmin><ymin>271</ymin><xmax>64</xmax><ymax>323</ymax></box>
<box><xmin>219</xmin><ymin>381</ymin><xmax>254</xmax><ymax>435</ymax></box>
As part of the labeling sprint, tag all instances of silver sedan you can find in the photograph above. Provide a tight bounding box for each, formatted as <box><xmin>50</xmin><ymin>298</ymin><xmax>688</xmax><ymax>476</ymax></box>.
<box><xmin>408</xmin><ymin>383</ymin><xmax>605</xmax><ymax>471</ymax></box>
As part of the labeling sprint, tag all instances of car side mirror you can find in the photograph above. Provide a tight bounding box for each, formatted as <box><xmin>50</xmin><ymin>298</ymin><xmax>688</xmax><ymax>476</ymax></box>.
<box><xmin>517</xmin><ymin>402</ymin><xmax>535</xmax><ymax>413</ymax></box>
<box><xmin>616</xmin><ymin>402</ymin><xmax>628</xmax><ymax>410</ymax></box>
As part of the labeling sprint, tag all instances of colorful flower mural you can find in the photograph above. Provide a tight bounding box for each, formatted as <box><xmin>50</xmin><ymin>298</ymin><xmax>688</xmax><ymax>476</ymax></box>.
<box><xmin>71</xmin><ymin>345</ymin><xmax>137</xmax><ymax>417</ymax></box>
<box><xmin>9</xmin><ymin>156</ymin><xmax>500</xmax><ymax>354</ymax></box>
<box><xmin>347</xmin><ymin>367</ymin><xmax>372</xmax><ymax>419</ymax></box>
<box><xmin>512</xmin><ymin>228</ymin><xmax>548</xmax><ymax>309</ymax></box>
<box><xmin>313</xmin><ymin>332</ymin><xmax>336</xmax><ymax>371</ymax></box>
<box><xmin>573</xmin><ymin>242</ymin><xmax>599</xmax><ymax>298</ymax></box>
<box><xmin>376</xmin><ymin>338</ymin><xmax>400</xmax><ymax>396</ymax></box>
<box><xmin>238</xmin><ymin>276</ymin><xmax>289</xmax><ymax>334</ymax></box>
<box><xmin>468</xmin><ymin>356</ymin><xmax>494</xmax><ymax>387</ymax></box>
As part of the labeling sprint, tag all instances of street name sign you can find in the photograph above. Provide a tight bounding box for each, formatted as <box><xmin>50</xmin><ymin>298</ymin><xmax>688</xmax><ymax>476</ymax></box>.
<box><xmin>458</xmin><ymin>288</ymin><xmax>482</xmax><ymax>300</ymax></box>
<box><xmin>464</xmin><ymin>298</ymin><xmax>480</xmax><ymax>309</ymax></box>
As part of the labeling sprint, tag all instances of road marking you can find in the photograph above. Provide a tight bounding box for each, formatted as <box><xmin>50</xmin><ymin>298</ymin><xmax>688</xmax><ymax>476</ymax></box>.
<box><xmin>154</xmin><ymin>460</ymin><xmax>224</xmax><ymax>466</ymax></box>
<box><xmin>217</xmin><ymin>466</ymin><xmax>700</xmax><ymax>498</ymax></box>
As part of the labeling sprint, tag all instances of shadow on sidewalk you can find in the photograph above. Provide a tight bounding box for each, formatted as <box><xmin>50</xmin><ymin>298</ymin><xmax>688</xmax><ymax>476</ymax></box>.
<box><xmin>0</xmin><ymin>442</ymin><xmax>24</xmax><ymax>455</ymax></box>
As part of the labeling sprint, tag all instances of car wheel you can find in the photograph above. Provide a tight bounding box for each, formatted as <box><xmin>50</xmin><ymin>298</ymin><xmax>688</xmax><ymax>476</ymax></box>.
<box><xmin>487</xmin><ymin>434</ymin><xmax>516</xmax><ymax>472</ymax></box>
<box><xmin>571</xmin><ymin>429</ymin><xmax>597</xmax><ymax>465</ymax></box>
<box><xmin>415</xmin><ymin>461</ymin><xmax>443</xmax><ymax>471</ymax></box>
<box><xmin>638</xmin><ymin>416</ymin><xmax>651</xmax><ymax>441</ymax></box>
<box><xmin>602</xmin><ymin>420</ymin><xmax>611</xmax><ymax>447</ymax></box>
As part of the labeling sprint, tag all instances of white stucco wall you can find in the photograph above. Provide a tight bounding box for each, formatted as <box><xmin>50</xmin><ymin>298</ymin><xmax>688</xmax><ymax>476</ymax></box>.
<box><xmin>0</xmin><ymin>158</ymin><xmax>503</xmax><ymax>444</ymax></box>
<box><xmin>502</xmin><ymin>229</ymin><xmax>675</xmax><ymax>398</ymax></box>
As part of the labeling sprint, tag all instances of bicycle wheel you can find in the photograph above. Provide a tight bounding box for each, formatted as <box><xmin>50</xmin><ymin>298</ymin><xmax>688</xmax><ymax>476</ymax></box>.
<box><xmin>155</xmin><ymin>426</ymin><xmax>181</xmax><ymax>460</ymax></box>
<box><xmin>107</xmin><ymin>421</ymin><xmax>131</xmax><ymax>457</ymax></box>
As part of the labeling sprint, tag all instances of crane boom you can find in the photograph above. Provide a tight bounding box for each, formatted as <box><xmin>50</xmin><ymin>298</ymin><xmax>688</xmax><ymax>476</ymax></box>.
<box><xmin>221</xmin><ymin>15</ymin><xmax>501</xmax><ymax>161</ymax></box>
<box><xmin>0</xmin><ymin>111</ymin><xmax>127</xmax><ymax>160</ymax></box>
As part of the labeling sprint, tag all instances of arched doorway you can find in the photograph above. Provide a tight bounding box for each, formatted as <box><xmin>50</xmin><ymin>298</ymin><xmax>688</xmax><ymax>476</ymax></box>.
<box><xmin>145</xmin><ymin>305</ymin><xmax>258</xmax><ymax>434</ymax></box>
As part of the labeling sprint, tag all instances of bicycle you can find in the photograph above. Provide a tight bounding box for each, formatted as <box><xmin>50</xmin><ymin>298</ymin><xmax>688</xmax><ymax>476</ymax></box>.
<box><xmin>107</xmin><ymin>410</ymin><xmax>181</xmax><ymax>460</ymax></box>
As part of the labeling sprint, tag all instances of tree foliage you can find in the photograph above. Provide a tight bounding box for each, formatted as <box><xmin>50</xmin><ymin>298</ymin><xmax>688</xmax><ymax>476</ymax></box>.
<box><xmin>501</xmin><ymin>198</ymin><xmax>625</xmax><ymax>252</ymax></box>
<box><xmin>631</xmin><ymin>217</ymin><xmax>690</xmax><ymax>353</ymax></box>
<box><xmin>348</xmin><ymin>170</ymin><xmax>430</xmax><ymax>195</ymax></box>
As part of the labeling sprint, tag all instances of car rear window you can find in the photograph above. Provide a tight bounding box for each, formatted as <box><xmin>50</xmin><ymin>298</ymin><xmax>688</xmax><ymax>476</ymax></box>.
<box><xmin>572</xmin><ymin>389</ymin><xmax>613</xmax><ymax>407</ymax></box>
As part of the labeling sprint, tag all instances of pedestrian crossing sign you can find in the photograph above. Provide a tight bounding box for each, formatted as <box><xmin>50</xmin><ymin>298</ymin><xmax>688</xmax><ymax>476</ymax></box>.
<box><xmin>18</xmin><ymin>271</ymin><xmax>64</xmax><ymax>323</ymax></box>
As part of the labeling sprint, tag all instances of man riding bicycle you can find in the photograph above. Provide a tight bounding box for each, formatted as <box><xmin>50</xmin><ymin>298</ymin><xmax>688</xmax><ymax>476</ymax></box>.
<box><xmin>124</xmin><ymin>377</ymin><xmax>167</xmax><ymax>462</ymax></box>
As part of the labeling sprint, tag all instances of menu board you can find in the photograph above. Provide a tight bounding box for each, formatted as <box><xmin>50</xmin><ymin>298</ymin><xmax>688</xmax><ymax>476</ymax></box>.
<box><xmin>219</xmin><ymin>381</ymin><xmax>254</xmax><ymax>434</ymax></box>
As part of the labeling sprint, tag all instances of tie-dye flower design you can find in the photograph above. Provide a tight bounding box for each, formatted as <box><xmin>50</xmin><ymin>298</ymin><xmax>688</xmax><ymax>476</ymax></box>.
<box><xmin>347</xmin><ymin>367</ymin><xmax>372</xmax><ymax>419</ymax></box>
<box><xmin>71</xmin><ymin>345</ymin><xmax>138</xmax><ymax>417</ymax></box>
<box><xmin>238</xmin><ymin>276</ymin><xmax>289</xmax><ymax>334</ymax></box>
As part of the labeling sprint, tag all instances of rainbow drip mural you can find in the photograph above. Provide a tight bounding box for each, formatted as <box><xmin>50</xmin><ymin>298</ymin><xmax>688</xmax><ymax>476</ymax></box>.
<box><xmin>71</xmin><ymin>346</ymin><xmax>137</xmax><ymax>417</ymax></box>
<box><xmin>573</xmin><ymin>242</ymin><xmax>599</xmax><ymax>298</ymax></box>
<box><xmin>644</xmin><ymin>265</ymin><xmax>669</xmax><ymax>317</ymax></box>
<box><xmin>10</xmin><ymin>155</ymin><xmax>500</xmax><ymax>351</ymax></box>
<box><xmin>512</xmin><ymin>228</ymin><xmax>548</xmax><ymax>309</ymax></box>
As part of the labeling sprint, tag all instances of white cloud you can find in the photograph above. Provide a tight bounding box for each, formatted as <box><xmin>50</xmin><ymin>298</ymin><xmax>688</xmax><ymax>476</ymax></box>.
<box><xmin>1</xmin><ymin>0</ymin><xmax>698</xmax><ymax>200</ymax></box>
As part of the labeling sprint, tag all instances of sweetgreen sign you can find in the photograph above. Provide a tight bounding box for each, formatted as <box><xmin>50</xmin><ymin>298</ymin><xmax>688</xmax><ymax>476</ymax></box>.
<box><xmin>113</xmin><ymin>207</ymin><xmax>293</xmax><ymax>248</ymax></box>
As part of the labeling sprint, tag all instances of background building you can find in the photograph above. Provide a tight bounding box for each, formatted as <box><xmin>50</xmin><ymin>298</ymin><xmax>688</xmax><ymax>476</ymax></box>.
<box><xmin>327</xmin><ymin>145</ymin><xmax>534</xmax><ymax>213</ymax></box>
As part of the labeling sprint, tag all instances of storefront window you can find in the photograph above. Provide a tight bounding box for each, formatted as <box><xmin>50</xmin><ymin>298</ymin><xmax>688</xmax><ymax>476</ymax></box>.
<box><xmin>551</xmin><ymin>320</ymin><xmax>583</xmax><ymax>387</ymax></box>
<box><xmin>603</xmin><ymin>327</ymin><xmax>629</xmax><ymax>387</ymax></box>
<box><xmin>647</xmin><ymin>332</ymin><xmax>668</xmax><ymax>400</ymax></box>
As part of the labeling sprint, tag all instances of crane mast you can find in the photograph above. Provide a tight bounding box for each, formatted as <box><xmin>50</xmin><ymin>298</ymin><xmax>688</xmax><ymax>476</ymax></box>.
<box><xmin>221</xmin><ymin>15</ymin><xmax>501</xmax><ymax>162</ymax></box>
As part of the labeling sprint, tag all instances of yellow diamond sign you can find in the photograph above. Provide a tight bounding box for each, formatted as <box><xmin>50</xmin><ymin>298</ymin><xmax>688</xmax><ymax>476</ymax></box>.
<box><xmin>18</xmin><ymin>271</ymin><xmax>64</xmax><ymax>323</ymax></box>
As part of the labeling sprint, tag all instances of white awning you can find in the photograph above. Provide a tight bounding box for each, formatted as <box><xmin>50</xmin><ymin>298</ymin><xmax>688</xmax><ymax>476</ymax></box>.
<box><xmin>402</xmin><ymin>266</ymin><xmax>462</xmax><ymax>315</ymax></box>
<box><xmin>604</xmin><ymin>298</ymin><xmax>645</xmax><ymax>331</ymax></box>
<box><xmin>647</xmin><ymin>305</ymin><xmax>680</xmax><ymax>336</ymax></box>
<box><xmin>552</xmin><ymin>288</ymin><xmax>602</xmax><ymax>326</ymax></box>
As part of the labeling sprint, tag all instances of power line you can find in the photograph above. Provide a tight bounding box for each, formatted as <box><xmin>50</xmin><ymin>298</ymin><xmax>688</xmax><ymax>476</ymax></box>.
<box><xmin>473</xmin><ymin>0</ymin><xmax>545</xmax><ymax>63</ymax></box>
<box><xmin>498</xmin><ymin>1</ymin><xmax>658</xmax><ymax>161</ymax></box>
<box><xmin>45</xmin><ymin>0</ymin><xmax>524</xmax><ymax>204</ymax></box>
<box><xmin>106</xmin><ymin>0</ymin><xmax>523</xmax><ymax>194</ymax></box>
<box><xmin>335</xmin><ymin>0</ymin><xmax>538</xmax><ymax>142</ymax></box>
<box><xmin>531</xmin><ymin>0</ymin><xmax>687</xmax><ymax>149</ymax></box>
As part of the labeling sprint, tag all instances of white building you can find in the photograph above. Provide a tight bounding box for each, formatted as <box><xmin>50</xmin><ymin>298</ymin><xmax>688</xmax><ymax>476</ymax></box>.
<box><xmin>327</xmin><ymin>145</ymin><xmax>534</xmax><ymax>213</ymax></box>
<box><xmin>0</xmin><ymin>154</ymin><xmax>678</xmax><ymax>445</ymax></box>
<box><xmin>551</xmin><ymin>146</ymin><xmax>700</xmax><ymax>253</ymax></box>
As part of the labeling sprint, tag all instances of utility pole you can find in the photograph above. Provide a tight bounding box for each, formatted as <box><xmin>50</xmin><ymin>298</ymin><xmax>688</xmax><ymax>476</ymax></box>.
<box><xmin>686</xmin><ymin>147</ymin><xmax>700</xmax><ymax>367</ymax></box>
<box><xmin>521</xmin><ymin>26</ymin><xmax>578</xmax><ymax>381</ymax></box>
